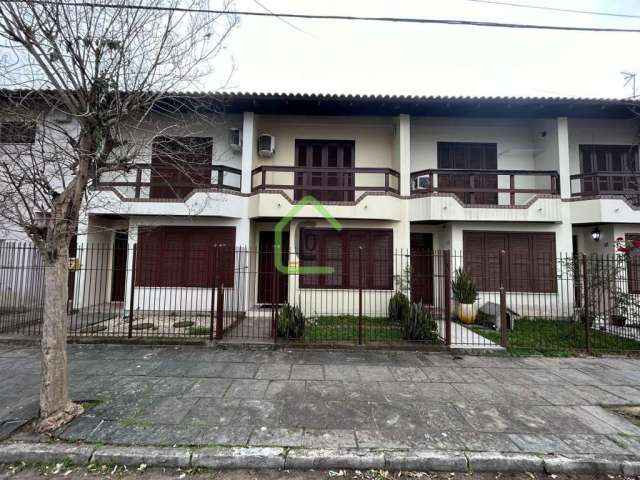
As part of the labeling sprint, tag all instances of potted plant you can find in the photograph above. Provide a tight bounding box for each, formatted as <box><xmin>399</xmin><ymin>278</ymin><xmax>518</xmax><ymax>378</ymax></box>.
<box><xmin>451</xmin><ymin>268</ymin><xmax>479</xmax><ymax>324</ymax></box>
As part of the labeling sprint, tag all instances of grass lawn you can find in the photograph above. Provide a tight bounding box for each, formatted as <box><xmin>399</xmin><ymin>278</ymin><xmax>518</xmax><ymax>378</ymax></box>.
<box><xmin>303</xmin><ymin>315</ymin><xmax>406</xmax><ymax>343</ymax></box>
<box><xmin>472</xmin><ymin>318</ymin><xmax>640</xmax><ymax>356</ymax></box>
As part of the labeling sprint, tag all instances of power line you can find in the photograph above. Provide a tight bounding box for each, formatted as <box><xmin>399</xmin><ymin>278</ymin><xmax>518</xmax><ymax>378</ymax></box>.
<box><xmin>466</xmin><ymin>0</ymin><xmax>640</xmax><ymax>20</ymax></box>
<box><xmin>251</xmin><ymin>0</ymin><xmax>312</xmax><ymax>36</ymax></box>
<box><xmin>4</xmin><ymin>0</ymin><xmax>640</xmax><ymax>33</ymax></box>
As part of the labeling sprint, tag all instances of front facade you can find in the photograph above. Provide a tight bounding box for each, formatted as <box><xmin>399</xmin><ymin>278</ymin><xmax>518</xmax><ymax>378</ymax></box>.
<box><xmin>4</xmin><ymin>93</ymin><xmax>640</xmax><ymax>337</ymax></box>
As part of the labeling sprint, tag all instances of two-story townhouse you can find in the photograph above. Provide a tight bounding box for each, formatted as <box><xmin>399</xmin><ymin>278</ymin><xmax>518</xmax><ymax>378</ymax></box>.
<box><xmin>3</xmin><ymin>93</ymin><xmax>640</xmax><ymax>338</ymax></box>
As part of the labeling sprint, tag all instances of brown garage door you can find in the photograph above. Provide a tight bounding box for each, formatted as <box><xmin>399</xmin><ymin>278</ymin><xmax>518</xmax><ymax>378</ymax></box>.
<box><xmin>136</xmin><ymin>226</ymin><xmax>235</xmax><ymax>287</ymax></box>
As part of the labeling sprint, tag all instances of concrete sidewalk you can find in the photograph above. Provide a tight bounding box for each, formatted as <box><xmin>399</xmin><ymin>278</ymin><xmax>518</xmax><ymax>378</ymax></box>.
<box><xmin>1</xmin><ymin>344</ymin><xmax>640</xmax><ymax>469</ymax></box>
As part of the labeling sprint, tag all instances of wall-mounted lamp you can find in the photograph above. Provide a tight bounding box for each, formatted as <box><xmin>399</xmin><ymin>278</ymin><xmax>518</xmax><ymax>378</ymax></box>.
<box><xmin>591</xmin><ymin>227</ymin><xmax>601</xmax><ymax>242</ymax></box>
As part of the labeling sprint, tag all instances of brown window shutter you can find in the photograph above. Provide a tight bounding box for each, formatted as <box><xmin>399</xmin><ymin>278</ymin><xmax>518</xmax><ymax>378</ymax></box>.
<box><xmin>484</xmin><ymin>233</ymin><xmax>508</xmax><ymax>291</ymax></box>
<box><xmin>463</xmin><ymin>231</ymin><xmax>556</xmax><ymax>293</ymax></box>
<box><xmin>463</xmin><ymin>231</ymin><xmax>486</xmax><ymax>290</ymax></box>
<box><xmin>531</xmin><ymin>233</ymin><xmax>556</xmax><ymax>293</ymax></box>
<box><xmin>507</xmin><ymin>233</ymin><xmax>531</xmax><ymax>293</ymax></box>
<box><xmin>299</xmin><ymin>228</ymin><xmax>393</xmax><ymax>290</ymax></box>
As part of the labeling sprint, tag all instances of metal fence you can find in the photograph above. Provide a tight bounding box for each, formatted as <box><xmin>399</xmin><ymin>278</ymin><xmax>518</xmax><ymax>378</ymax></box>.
<box><xmin>1</xmin><ymin>241</ymin><xmax>640</xmax><ymax>353</ymax></box>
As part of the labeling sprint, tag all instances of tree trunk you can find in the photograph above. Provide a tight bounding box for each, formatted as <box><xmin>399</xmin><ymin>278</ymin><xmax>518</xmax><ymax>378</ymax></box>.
<box><xmin>38</xmin><ymin>248</ymin><xmax>82</xmax><ymax>431</ymax></box>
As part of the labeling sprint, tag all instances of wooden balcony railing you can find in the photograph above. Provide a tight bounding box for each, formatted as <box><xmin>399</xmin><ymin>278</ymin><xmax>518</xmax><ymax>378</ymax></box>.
<box><xmin>570</xmin><ymin>172</ymin><xmax>640</xmax><ymax>205</ymax></box>
<box><xmin>96</xmin><ymin>163</ymin><xmax>242</xmax><ymax>199</ymax></box>
<box><xmin>251</xmin><ymin>165</ymin><xmax>400</xmax><ymax>202</ymax></box>
<box><xmin>410</xmin><ymin>169</ymin><xmax>560</xmax><ymax>206</ymax></box>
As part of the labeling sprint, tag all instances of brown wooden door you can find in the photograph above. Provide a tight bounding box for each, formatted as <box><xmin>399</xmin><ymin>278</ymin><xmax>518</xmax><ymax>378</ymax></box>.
<box><xmin>437</xmin><ymin>142</ymin><xmax>498</xmax><ymax>204</ymax></box>
<box><xmin>110</xmin><ymin>231</ymin><xmax>128</xmax><ymax>302</ymax></box>
<box><xmin>295</xmin><ymin>139</ymin><xmax>355</xmax><ymax>202</ymax></box>
<box><xmin>410</xmin><ymin>233</ymin><xmax>434</xmax><ymax>305</ymax></box>
<box><xmin>258</xmin><ymin>231</ymin><xmax>289</xmax><ymax>304</ymax></box>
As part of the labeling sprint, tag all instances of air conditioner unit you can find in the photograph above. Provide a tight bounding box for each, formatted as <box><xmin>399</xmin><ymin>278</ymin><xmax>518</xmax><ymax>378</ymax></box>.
<box><xmin>412</xmin><ymin>174</ymin><xmax>431</xmax><ymax>191</ymax></box>
<box><xmin>257</xmin><ymin>134</ymin><xmax>275</xmax><ymax>157</ymax></box>
<box><xmin>229</xmin><ymin>128</ymin><xmax>242</xmax><ymax>152</ymax></box>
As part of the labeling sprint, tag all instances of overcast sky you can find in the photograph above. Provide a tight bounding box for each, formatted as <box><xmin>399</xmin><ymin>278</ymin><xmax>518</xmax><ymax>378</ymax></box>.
<box><xmin>208</xmin><ymin>0</ymin><xmax>640</xmax><ymax>98</ymax></box>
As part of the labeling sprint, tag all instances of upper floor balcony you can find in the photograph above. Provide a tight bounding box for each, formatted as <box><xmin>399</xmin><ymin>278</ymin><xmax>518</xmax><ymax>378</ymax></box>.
<box><xmin>96</xmin><ymin>162</ymin><xmax>242</xmax><ymax>200</ymax></box>
<box><xmin>88</xmin><ymin>136</ymin><xmax>245</xmax><ymax>217</ymax></box>
<box><xmin>249</xmin><ymin>164</ymin><xmax>402</xmax><ymax>220</ymax></box>
<box><xmin>408</xmin><ymin>119</ymin><xmax>564</xmax><ymax>222</ymax></box>
<box><xmin>568</xmin><ymin>144</ymin><xmax>640</xmax><ymax>224</ymax></box>
<box><xmin>247</xmin><ymin>119</ymin><xmax>404</xmax><ymax>219</ymax></box>
<box><xmin>410</xmin><ymin>168</ymin><xmax>559</xmax><ymax>205</ymax></box>
<box><xmin>409</xmin><ymin>168</ymin><xmax>562</xmax><ymax>222</ymax></box>
<box><xmin>251</xmin><ymin>165</ymin><xmax>400</xmax><ymax>201</ymax></box>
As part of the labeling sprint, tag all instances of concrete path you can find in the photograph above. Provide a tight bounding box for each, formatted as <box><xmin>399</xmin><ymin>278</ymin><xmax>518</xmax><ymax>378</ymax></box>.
<box><xmin>1</xmin><ymin>344</ymin><xmax>640</xmax><ymax>461</ymax></box>
<box><xmin>436</xmin><ymin>319</ymin><xmax>503</xmax><ymax>351</ymax></box>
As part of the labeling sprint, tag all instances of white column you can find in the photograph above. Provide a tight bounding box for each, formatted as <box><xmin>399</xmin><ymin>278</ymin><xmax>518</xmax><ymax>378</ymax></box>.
<box><xmin>123</xmin><ymin>223</ymin><xmax>139</xmax><ymax>317</ymax></box>
<box><xmin>556</xmin><ymin>117</ymin><xmax>575</xmax><ymax>256</ymax></box>
<box><xmin>241</xmin><ymin>112</ymin><xmax>256</xmax><ymax>194</ymax></box>
<box><xmin>72</xmin><ymin>213</ymin><xmax>89</xmax><ymax>309</ymax></box>
<box><xmin>556</xmin><ymin>117</ymin><xmax>571</xmax><ymax>200</ymax></box>
<box><xmin>398</xmin><ymin>114</ymin><xmax>411</xmax><ymax>197</ymax></box>
<box><xmin>396</xmin><ymin>114</ymin><xmax>412</xmax><ymax>280</ymax></box>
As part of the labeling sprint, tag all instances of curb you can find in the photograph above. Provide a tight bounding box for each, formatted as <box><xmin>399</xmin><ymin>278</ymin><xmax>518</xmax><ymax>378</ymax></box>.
<box><xmin>0</xmin><ymin>442</ymin><xmax>639</xmax><ymax>474</ymax></box>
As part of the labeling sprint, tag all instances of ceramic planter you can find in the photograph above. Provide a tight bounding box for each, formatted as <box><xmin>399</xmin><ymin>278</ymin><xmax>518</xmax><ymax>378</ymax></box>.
<box><xmin>456</xmin><ymin>302</ymin><xmax>478</xmax><ymax>324</ymax></box>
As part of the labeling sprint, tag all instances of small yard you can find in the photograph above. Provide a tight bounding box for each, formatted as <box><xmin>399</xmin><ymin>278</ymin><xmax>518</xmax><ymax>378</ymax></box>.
<box><xmin>304</xmin><ymin>315</ymin><xmax>404</xmax><ymax>343</ymax></box>
<box><xmin>472</xmin><ymin>318</ymin><xmax>640</xmax><ymax>355</ymax></box>
<box><xmin>296</xmin><ymin>315</ymin><xmax>440</xmax><ymax>344</ymax></box>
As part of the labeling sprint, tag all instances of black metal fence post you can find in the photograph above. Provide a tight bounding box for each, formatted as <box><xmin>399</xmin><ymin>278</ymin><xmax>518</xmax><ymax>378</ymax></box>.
<box><xmin>215</xmin><ymin>244</ymin><xmax>225</xmax><ymax>341</ymax></box>
<box><xmin>271</xmin><ymin>250</ymin><xmax>277</xmax><ymax>340</ymax></box>
<box><xmin>499</xmin><ymin>249</ymin><xmax>508</xmax><ymax>349</ymax></box>
<box><xmin>443</xmin><ymin>250</ymin><xmax>452</xmax><ymax>346</ymax></box>
<box><xmin>582</xmin><ymin>254</ymin><xmax>591</xmax><ymax>354</ymax></box>
<box><xmin>358</xmin><ymin>246</ymin><xmax>363</xmax><ymax>345</ymax></box>
<box><xmin>210</xmin><ymin>245</ymin><xmax>218</xmax><ymax>341</ymax></box>
<box><xmin>127</xmin><ymin>244</ymin><xmax>137</xmax><ymax>339</ymax></box>
<box><xmin>216</xmin><ymin>282</ymin><xmax>224</xmax><ymax>340</ymax></box>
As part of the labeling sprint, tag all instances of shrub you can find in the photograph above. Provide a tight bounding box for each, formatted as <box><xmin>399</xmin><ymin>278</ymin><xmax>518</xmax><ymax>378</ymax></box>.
<box><xmin>277</xmin><ymin>303</ymin><xmax>305</xmax><ymax>339</ymax></box>
<box><xmin>451</xmin><ymin>268</ymin><xmax>478</xmax><ymax>304</ymax></box>
<box><xmin>188</xmin><ymin>326</ymin><xmax>210</xmax><ymax>336</ymax></box>
<box><xmin>388</xmin><ymin>291</ymin><xmax>410</xmax><ymax>324</ymax></box>
<box><xmin>403</xmin><ymin>302</ymin><xmax>438</xmax><ymax>341</ymax></box>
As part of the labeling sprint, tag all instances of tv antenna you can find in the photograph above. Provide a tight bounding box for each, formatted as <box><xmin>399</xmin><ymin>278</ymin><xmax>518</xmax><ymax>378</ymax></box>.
<box><xmin>622</xmin><ymin>71</ymin><xmax>637</xmax><ymax>98</ymax></box>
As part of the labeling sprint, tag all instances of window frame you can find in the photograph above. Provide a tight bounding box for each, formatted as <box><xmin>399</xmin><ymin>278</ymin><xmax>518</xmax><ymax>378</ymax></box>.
<box><xmin>579</xmin><ymin>144</ymin><xmax>639</xmax><ymax>195</ymax></box>
<box><xmin>149</xmin><ymin>136</ymin><xmax>214</xmax><ymax>199</ymax></box>
<box><xmin>0</xmin><ymin>122</ymin><xmax>37</xmax><ymax>144</ymax></box>
<box><xmin>299</xmin><ymin>228</ymin><xmax>393</xmax><ymax>290</ymax></box>
<box><xmin>294</xmin><ymin>139</ymin><xmax>356</xmax><ymax>202</ymax></box>
<box><xmin>436</xmin><ymin>142</ymin><xmax>498</xmax><ymax>205</ymax></box>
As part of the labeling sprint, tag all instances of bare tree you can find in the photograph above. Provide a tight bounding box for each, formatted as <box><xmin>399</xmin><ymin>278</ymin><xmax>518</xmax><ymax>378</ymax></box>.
<box><xmin>0</xmin><ymin>0</ymin><xmax>238</xmax><ymax>430</ymax></box>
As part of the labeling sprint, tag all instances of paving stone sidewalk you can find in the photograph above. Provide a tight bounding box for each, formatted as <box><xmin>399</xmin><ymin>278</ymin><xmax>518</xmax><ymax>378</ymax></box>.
<box><xmin>1</xmin><ymin>344</ymin><xmax>640</xmax><ymax>458</ymax></box>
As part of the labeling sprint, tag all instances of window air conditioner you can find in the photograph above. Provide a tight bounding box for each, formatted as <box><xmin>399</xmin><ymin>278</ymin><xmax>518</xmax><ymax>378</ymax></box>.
<box><xmin>412</xmin><ymin>174</ymin><xmax>431</xmax><ymax>191</ymax></box>
<box><xmin>257</xmin><ymin>134</ymin><xmax>276</xmax><ymax>157</ymax></box>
